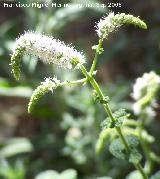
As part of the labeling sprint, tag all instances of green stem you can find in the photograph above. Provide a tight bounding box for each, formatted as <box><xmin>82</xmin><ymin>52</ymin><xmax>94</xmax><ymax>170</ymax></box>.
<box><xmin>60</xmin><ymin>78</ymin><xmax>87</xmax><ymax>86</ymax></box>
<box><xmin>90</xmin><ymin>38</ymin><xmax>103</xmax><ymax>75</ymax></box>
<box><xmin>150</xmin><ymin>152</ymin><xmax>160</xmax><ymax>164</ymax></box>
<box><xmin>81</xmin><ymin>65</ymin><xmax>148</xmax><ymax>179</ymax></box>
<box><xmin>135</xmin><ymin>163</ymin><xmax>148</xmax><ymax>179</ymax></box>
<box><xmin>82</xmin><ymin>65</ymin><xmax>130</xmax><ymax>152</ymax></box>
<box><xmin>116</xmin><ymin>126</ymin><xmax>130</xmax><ymax>153</ymax></box>
<box><xmin>138</xmin><ymin>119</ymin><xmax>152</xmax><ymax>175</ymax></box>
<box><xmin>124</xmin><ymin>119</ymin><xmax>140</xmax><ymax>126</ymax></box>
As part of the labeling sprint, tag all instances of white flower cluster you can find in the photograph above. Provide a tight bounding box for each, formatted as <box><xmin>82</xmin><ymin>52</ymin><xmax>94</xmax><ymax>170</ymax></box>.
<box><xmin>95</xmin><ymin>12</ymin><xmax>147</xmax><ymax>39</ymax></box>
<box><xmin>42</xmin><ymin>77</ymin><xmax>60</xmax><ymax>92</ymax></box>
<box><xmin>14</xmin><ymin>32</ymin><xmax>85</xmax><ymax>69</ymax></box>
<box><xmin>132</xmin><ymin>71</ymin><xmax>160</xmax><ymax>117</ymax></box>
<box><xmin>96</xmin><ymin>12</ymin><xmax>118</xmax><ymax>39</ymax></box>
<box><xmin>28</xmin><ymin>77</ymin><xmax>61</xmax><ymax>113</ymax></box>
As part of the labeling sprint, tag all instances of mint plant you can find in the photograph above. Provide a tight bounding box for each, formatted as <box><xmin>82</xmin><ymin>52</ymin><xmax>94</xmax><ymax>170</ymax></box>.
<box><xmin>10</xmin><ymin>12</ymin><xmax>158</xmax><ymax>179</ymax></box>
<box><xmin>131</xmin><ymin>71</ymin><xmax>160</xmax><ymax>177</ymax></box>
<box><xmin>132</xmin><ymin>71</ymin><xmax>160</xmax><ymax>118</ymax></box>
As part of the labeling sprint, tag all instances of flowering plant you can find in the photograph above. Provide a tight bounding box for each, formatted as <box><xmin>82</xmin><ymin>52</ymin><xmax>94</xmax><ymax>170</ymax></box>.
<box><xmin>10</xmin><ymin>12</ymin><xmax>160</xmax><ymax>179</ymax></box>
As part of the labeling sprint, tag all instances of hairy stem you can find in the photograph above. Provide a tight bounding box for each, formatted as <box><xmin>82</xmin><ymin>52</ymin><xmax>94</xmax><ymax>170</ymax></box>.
<box><xmin>89</xmin><ymin>38</ymin><xmax>103</xmax><ymax>75</ymax></box>
<box><xmin>81</xmin><ymin>65</ymin><xmax>148</xmax><ymax>179</ymax></box>
<box><xmin>116</xmin><ymin>126</ymin><xmax>130</xmax><ymax>153</ymax></box>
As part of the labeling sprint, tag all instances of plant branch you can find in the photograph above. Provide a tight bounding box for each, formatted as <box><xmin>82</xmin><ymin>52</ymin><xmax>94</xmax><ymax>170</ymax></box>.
<box><xmin>81</xmin><ymin>65</ymin><xmax>148</xmax><ymax>179</ymax></box>
<box><xmin>60</xmin><ymin>78</ymin><xmax>87</xmax><ymax>86</ymax></box>
<box><xmin>138</xmin><ymin>119</ymin><xmax>152</xmax><ymax>175</ymax></box>
<box><xmin>89</xmin><ymin>38</ymin><xmax>103</xmax><ymax>75</ymax></box>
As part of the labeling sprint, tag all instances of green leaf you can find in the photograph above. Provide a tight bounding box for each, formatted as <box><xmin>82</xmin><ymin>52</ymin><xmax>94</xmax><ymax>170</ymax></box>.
<box><xmin>129</xmin><ymin>149</ymin><xmax>142</xmax><ymax>164</ymax></box>
<box><xmin>101</xmin><ymin>118</ymin><xmax>112</xmax><ymax>129</ymax></box>
<box><xmin>150</xmin><ymin>171</ymin><xmax>160</xmax><ymax>179</ymax></box>
<box><xmin>109</xmin><ymin>138</ymin><xmax>126</xmax><ymax>160</ymax></box>
<box><xmin>0</xmin><ymin>159</ymin><xmax>26</xmax><ymax>179</ymax></box>
<box><xmin>59</xmin><ymin>169</ymin><xmax>77</xmax><ymax>179</ymax></box>
<box><xmin>101</xmin><ymin>109</ymin><xmax>130</xmax><ymax>129</ymax></box>
<box><xmin>0</xmin><ymin>86</ymin><xmax>33</xmax><ymax>98</ymax></box>
<box><xmin>125</xmin><ymin>135</ymin><xmax>139</xmax><ymax>148</ymax></box>
<box><xmin>0</xmin><ymin>138</ymin><xmax>33</xmax><ymax>158</ymax></box>
<box><xmin>35</xmin><ymin>170</ymin><xmax>59</xmax><ymax>179</ymax></box>
<box><xmin>126</xmin><ymin>170</ymin><xmax>143</xmax><ymax>179</ymax></box>
<box><xmin>113</xmin><ymin>108</ymin><xmax>130</xmax><ymax>127</ymax></box>
<box><xmin>113</xmin><ymin>108</ymin><xmax>129</xmax><ymax>119</ymax></box>
<box><xmin>35</xmin><ymin>169</ymin><xmax>77</xmax><ymax>179</ymax></box>
<box><xmin>109</xmin><ymin>135</ymin><xmax>140</xmax><ymax>161</ymax></box>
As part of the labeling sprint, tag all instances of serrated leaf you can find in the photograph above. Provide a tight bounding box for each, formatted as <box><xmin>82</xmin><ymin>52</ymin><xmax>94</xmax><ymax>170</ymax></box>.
<box><xmin>114</xmin><ymin>108</ymin><xmax>130</xmax><ymax>127</ymax></box>
<box><xmin>109</xmin><ymin>135</ymin><xmax>140</xmax><ymax>161</ymax></box>
<box><xmin>114</xmin><ymin>118</ymin><xmax>123</xmax><ymax>127</ymax></box>
<box><xmin>125</xmin><ymin>135</ymin><xmax>139</xmax><ymax>148</ymax></box>
<box><xmin>109</xmin><ymin>138</ymin><xmax>126</xmax><ymax>160</ymax></box>
<box><xmin>113</xmin><ymin>108</ymin><xmax>129</xmax><ymax>120</ymax></box>
<box><xmin>101</xmin><ymin>109</ymin><xmax>130</xmax><ymax>129</ymax></box>
<box><xmin>129</xmin><ymin>149</ymin><xmax>142</xmax><ymax>164</ymax></box>
<box><xmin>101</xmin><ymin>118</ymin><xmax>112</xmax><ymax>129</ymax></box>
<box><xmin>150</xmin><ymin>171</ymin><xmax>160</xmax><ymax>179</ymax></box>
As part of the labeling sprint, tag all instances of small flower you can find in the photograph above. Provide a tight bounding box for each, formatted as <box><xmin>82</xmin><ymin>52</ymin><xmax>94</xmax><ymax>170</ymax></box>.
<box><xmin>96</xmin><ymin>12</ymin><xmax>147</xmax><ymax>39</ymax></box>
<box><xmin>11</xmin><ymin>32</ymin><xmax>86</xmax><ymax>80</ymax></box>
<box><xmin>28</xmin><ymin>77</ymin><xmax>61</xmax><ymax>113</ymax></box>
<box><xmin>132</xmin><ymin>71</ymin><xmax>160</xmax><ymax>115</ymax></box>
<box><xmin>67</xmin><ymin>127</ymin><xmax>82</xmax><ymax>139</ymax></box>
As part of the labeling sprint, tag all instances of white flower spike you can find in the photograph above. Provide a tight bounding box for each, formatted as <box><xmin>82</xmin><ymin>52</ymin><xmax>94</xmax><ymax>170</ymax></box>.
<box><xmin>28</xmin><ymin>77</ymin><xmax>61</xmax><ymax>113</ymax></box>
<box><xmin>132</xmin><ymin>71</ymin><xmax>160</xmax><ymax>115</ymax></box>
<box><xmin>11</xmin><ymin>32</ymin><xmax>86</xmax><ymax>80</ymax></box>
<box><xmin>96</xmin><ymin>12</ymin><xmax>147</xmax><ymax>39</ymax></box>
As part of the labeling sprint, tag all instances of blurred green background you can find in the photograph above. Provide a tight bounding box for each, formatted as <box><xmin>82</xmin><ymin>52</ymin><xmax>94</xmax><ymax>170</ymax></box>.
<box><xmin>0</xmin><ymin>0</ymin><xmax>160</xmax><ymax>179</ymax></box>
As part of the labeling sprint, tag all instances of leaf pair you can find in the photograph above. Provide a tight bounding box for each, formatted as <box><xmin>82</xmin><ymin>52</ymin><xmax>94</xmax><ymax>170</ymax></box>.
<box><xmin>109</xmin><ymin>135</ymin><xmax>142</xmax><ymax>164</ymax></box>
